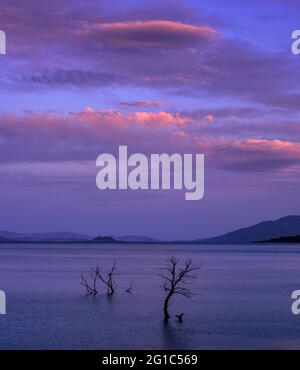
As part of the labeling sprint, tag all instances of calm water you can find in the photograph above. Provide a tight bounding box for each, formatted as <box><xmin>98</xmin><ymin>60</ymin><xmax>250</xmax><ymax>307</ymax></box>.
<box><xmin>0</xmin><ymin>243</ymin><xmax>300</xmax><ymax>349</ymax></box>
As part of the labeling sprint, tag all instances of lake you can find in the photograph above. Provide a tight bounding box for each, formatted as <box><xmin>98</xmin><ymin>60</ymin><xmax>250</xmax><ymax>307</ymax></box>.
<box><xmin>0</xmin><ymin>243</ymin><xmax>299</xmax><ymax>349</ymax></box>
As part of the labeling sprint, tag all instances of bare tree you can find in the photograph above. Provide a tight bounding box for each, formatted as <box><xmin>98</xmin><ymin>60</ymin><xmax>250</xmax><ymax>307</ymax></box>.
<box><xmin>96</xmin><ymin>262</ymin><xmax>118</xmax><ymax>296</ymax></box>
<box><xmin>159</xmin><ymin>256</ymin><xmax>200</xmax><ymax>322</ymax></box>
<box><xmin>175</xmin><ymin>313</ymin><xmax>184</xmax><ymax>323</ymax></box>
<box><xmin>125</xmin><ymin>281</ymin><xmax>133</xmax><ymax>294</ymax></box>
<box><xmin>80</xmin><ymin>266</ymin><xmax>100</xmax><ymax>295</ymax></box>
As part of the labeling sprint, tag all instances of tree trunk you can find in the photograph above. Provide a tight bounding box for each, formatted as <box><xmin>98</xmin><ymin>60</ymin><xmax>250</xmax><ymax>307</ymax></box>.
<box><xmin>163</xmin><ymin>292</ymin><xmax>172</xmax><ymax>321</ymax></box>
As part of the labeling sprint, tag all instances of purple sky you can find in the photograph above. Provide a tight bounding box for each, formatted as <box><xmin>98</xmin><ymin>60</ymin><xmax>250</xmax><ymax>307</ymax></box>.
<box><xmin>0</xmin><ymin>0</ymin><xmax>300</xmax><ymax>239</ymax></box>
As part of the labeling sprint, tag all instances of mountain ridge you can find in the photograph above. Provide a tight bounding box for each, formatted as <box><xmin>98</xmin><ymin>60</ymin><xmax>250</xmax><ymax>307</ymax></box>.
<box><xmin>196</xmin><ymin>215</ymin><xmax>300</xmax><ymax>244</ymax></box>
<box><xmin>0</xmin><ymin>231</ymin><xmax>161</xmax><ymax>243</ymax></box>
<box><xmin>0</xmin><ymin>215</ymin><xmax>300</xmax><ymax>244</ymax></box>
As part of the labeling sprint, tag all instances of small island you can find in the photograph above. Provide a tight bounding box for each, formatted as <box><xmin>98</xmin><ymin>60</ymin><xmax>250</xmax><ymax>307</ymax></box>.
<box><xmin>92</xmin><ymin>236</ymin><xmax>121</xmax><ymax>243</ymax></box>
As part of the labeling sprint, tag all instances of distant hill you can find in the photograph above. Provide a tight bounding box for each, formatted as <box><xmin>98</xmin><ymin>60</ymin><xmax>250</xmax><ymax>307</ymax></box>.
<box><xmin>0</xmin><ymin>230</ymin><xmax>158</xmax><ymax>244</ymax></box>
<box><xmin>0</xmin><ymin>231</ymin><xmax>91</xmax><ymax>242</ymax></box>
<box><xmin>0</xmin><ymin>236</ymin><xmax>12</xmax><ymax>242</ymax></box>
<box><xmin>93</xmin><ymin>236</ymin><xmax>120</xmax><ymax>243</ymax></box>
<box><xmin>197</xmin><ymin>215</ymin><xmax>300</xmax><ymax>244</ymax></box>
<box><xmin>262</xmin><ymin>235</ymin><xmax>300</xmax><ymax>243</ymax></box>
<box><xmin>1</xmin><ymin>216</ymin><xmax>300</xmax><ymax>245</ymax></box>
<box><xmin>113</xmin><ymin>235</ymin><xmax>160</xmax><ymax>243</ymax></box>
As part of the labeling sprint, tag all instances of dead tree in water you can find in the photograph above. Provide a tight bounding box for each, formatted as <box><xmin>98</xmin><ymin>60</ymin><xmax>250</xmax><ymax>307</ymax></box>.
<box><xmin>125</xmin><ymin>281</ymin><xmax>133</xmax><ymax>294</ymax></box>
<box><xmin>80</xmin><ymin>267</ymin><xmax>100</xmax><ymax>295</ymax></box>
<box><xmin>175</xmin><ymin>313</ymin><xmax>184</xmax><ymax>323</ymax></box>
<box><xmin>159</xmin><ymin>256</ymin><xmax>199</xmax><ymax>322</ymax></box>
<box><xmin>96</xmin><ymin>262</ymin><xmax>118</xmax><ymax>296</ymax></box>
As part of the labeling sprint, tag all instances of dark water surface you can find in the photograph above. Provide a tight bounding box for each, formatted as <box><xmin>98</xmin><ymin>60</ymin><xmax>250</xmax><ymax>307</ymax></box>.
<box><xmin>0</xmin><ymin>243</ymin><xmax>300</xmax><ymax>349</ymax></box>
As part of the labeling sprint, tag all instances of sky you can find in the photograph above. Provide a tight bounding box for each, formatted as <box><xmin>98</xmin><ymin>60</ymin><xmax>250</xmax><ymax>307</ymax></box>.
<box><xmin>0</xmin><ymin>0</ymin><xmax>300</xmax><ymax>239</ymax></box>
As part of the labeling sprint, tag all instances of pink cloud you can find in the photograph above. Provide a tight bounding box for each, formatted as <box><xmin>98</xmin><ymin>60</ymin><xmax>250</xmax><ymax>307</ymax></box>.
<box><xmin>1</xmin><ymin>109</ymin><xmax>299</xmax><ymax>173</ymax></box>
<box><xmin>206</xmin><ymin>138</ymin><xmax>300</xmax><ymax>172</ymax></box>
<box><xmin>134</xmin><ymin>111</ymin><xmax>191</xmax><ymax>126</ymax></box>
<box><xmin>74</xmin><ymin>108</ymin><xmax>192</xmax><ymax>128</ymax></box>
<box><xmin>229</xmin><ymin>139</ymin><xmax>300</xmax><ymax>156</ymax></box>
<box><xmin>204</xmin><ymin>114</ymin><xmax>215</xmax><ymax>122</ymax></box>
<box><xmin>76</xmin><ymin>20</ymin><xmax>218</xmax><ymax>49</ymax></box>
<box><xmin>118</xmin><ymin>100</ymin><xmax>168</xmax><ymax>108</ymax></box>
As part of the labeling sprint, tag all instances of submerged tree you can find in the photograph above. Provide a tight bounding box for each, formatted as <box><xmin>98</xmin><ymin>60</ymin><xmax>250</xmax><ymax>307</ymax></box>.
<box><xmin>96</xmin><ymin>262</ymin><xmax>118</xmax><ymax>296</ymax></box>
<box><xmin>80</xmin><ymin>263</ymin><xmax>119</xmax><ymax>296</ymax></box>
<box><xmin>80</xmin><ymin>266</ymin><xmax>100</xmax><ymax>295</ymax></box>
<box><xmin>125</xmin><ymin>281</ymin><xmax>133</xmax><ymax>294</ymax></box>
<box><xmin>159</xmin><ymin>256</ymin><xmax>200</xmax><ymax>322</ymax></box>
<box><xmin>175</xmin><ymin>313</ymin><xmax>184</xmax><ymax>323</ymax></box>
